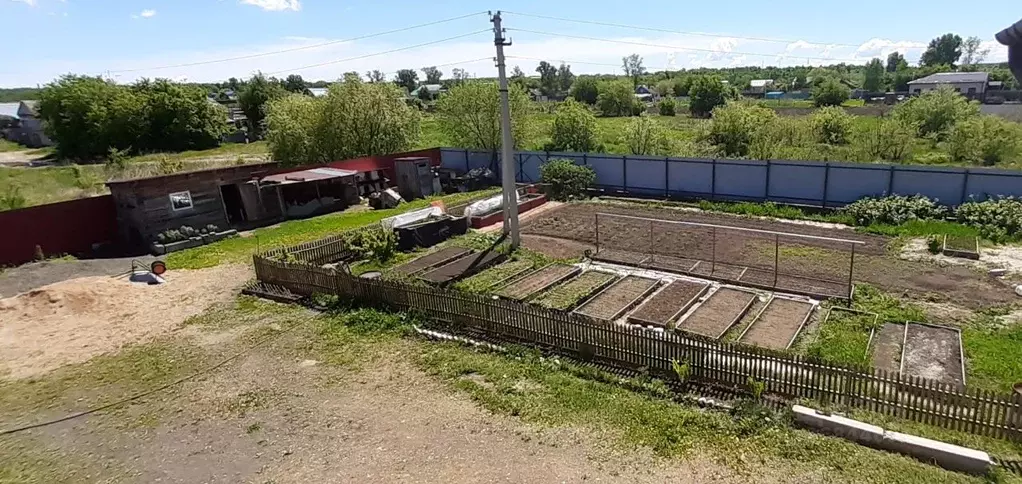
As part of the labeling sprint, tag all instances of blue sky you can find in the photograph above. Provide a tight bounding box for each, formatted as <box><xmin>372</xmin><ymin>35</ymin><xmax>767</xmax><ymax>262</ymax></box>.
<box><xmin>0</xmin><ymin>0</ymin><xmax>1013</xmax><ymax>87</ymax></box>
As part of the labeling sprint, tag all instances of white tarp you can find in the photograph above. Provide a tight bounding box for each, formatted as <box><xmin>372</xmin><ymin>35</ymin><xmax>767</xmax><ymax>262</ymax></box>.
<box><xmin>464</xmin><ymin>191</ymin><xmax>519</xmax><ymax>219</ymax></box>
<box><xmin>380</xmin><ymin>206</ymin><xmax>444</xmax><ymax>230</ymax></box>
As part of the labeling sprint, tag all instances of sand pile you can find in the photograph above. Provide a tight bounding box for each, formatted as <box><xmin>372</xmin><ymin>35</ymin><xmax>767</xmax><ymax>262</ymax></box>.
<box><xmin>0</xmin><ymin>264</ymin><xmax>251</xmax><ymax>379</ymax></box>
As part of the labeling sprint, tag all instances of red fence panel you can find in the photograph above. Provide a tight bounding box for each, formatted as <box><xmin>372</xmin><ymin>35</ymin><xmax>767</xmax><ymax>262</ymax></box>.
<box><xmin>0</xmin><ymin>195</ymin><xmax>117</xmax><ymax>266</ymax></box>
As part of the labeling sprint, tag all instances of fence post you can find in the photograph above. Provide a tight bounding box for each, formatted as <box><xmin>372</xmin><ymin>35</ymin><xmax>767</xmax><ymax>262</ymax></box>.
<box><xmin>887</xmin><ymin>165</ymin><xmax>895</xmax><ymax>195</ymax></box>
<box><xmin>821</xmin><ymin>163</ymin><xmax>830</xmax><ymax>208</ymax></box>
<box><xmin>774</xmin><ymin>233</ymin><xmax>779</xmax><ymax>287</ymax></box>
<box><xmin>622</xmin><ymin>155</ymin><xmax>628</xmax><ymax>193</ymax></box>
<box><xmin>595</xmin><ymin>213</ymin><xmax>600</xmax><ymax>254</ymax></box>
<box><xmin>464</xmin><ymin>148</ymin><xmax>470</xmax><ymax>172</ymax></box>
<box><xmin>711</xmin><ymin>159</ymin><xmax>717</xmax><ymax>200</ymax></box>
<box><xmin>847</xmin><ymin>243</ymin><xmax>856</xmax><ymax>299</ymax></box>
<box><xmin>711</xmin><ymin>226</ymin><xmax>717</xmax><ymax>273</ymax></box>
<box><xmin>664</xmin><ymin>157</ymin><xmax>670</xmax><ymax>198</ymax></box>
<box><xmin>764</xmin><ymin>159</ymin><xmax>771</xmax><ymax>202</ymax></box>
<box><xmin>583</xmin><ymin>153</ymin><xmax>588</xmax><ymax>166</ymax></box>
<box><xmin>959</xmin><ymin>169</ymin><xmax>970</xmax><ymax>205</ymax></box>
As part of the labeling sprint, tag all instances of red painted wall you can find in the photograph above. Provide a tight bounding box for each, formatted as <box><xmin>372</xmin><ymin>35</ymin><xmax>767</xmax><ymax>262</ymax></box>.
<box><xmin>0</xmin><ymin>195</ymin><xmax>117</xmax><ymax>266</ymax></box>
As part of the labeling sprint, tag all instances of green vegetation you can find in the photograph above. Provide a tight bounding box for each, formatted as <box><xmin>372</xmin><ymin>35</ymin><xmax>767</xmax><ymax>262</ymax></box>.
<box><xmin>453</xmin><ymin>259</ymin><xmax>534</xmax><ymax>293</ymax></box>
<box><xmin>811</xmin><ymin>78</ymin><xmax>851</xmax><ymax>107</ymax></box>
<box><xmin>0</xmin><ymin>139</ymin><xmax>25</xmax><ymax>152</ymax></box>
<box><xmin>688</xmin><ymin>75</ymin><xmax>735</xmax><ymax>117</ymax></box>
<box><xmin>546</xmin><ymin>99</ymin><xmax>600</xmax><ymax>152</ymax></box>
<box><xmin>165</xmin><ymin>188</ymin><xmax>498</xmax><ymax>269</ymax></box>
<box><xmin>596</xmin><ymin>80</ymin><xmax>638</xmax><ymax>117</ymax></box>
<box><xmin>539</xmin><ymin>158</ymin><xmax>596</xmax><ymax>200</ymax></box>
<box><xmin>533</xmin><ymin>271</ymin><xmax>615</xmax><ymax>310</ymax></box>
<box><xmin>624</xmin><ymin>115</ymin><xmax>672</xmax><ymax>155</ymax></box>
<box><xmin>806</xmin><ymin>308</ymin><xmax>878</xmax><ymax>367</ymax></box>
<box><xmin>436</xmin><ymin>82</ymin><xmax>534</xmax><ymax>151</ymax></box>
<box><xmin>962</xmin><ymin>315</ymin><xmax>1022</xmax><ymax>393</ymax></box>
<box><xmin>842</xmin><ymin>195</ymin><xmax>949</xmax><ymax>226</ymax></box>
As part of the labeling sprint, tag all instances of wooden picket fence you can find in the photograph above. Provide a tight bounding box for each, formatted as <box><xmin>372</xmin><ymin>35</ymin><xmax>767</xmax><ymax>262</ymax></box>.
<box><xmin>251</xmin><ymin>247</ymin><xmax>1022</xmax><ymax>443</ymax></box>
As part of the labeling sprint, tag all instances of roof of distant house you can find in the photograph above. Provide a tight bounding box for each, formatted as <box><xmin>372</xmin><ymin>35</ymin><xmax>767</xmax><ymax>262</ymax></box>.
<box><xmin>907</xmin><ymin>72</ymin><xmax>990</xmax><ymax>85</ymax></box>
<box><xmin>750</xmin><ymin>79</ymin><xmax>774</xmax><ymax>87</ymax></box>
<box><xmin>0</xmin><ymin>102</ymin><xmax>19</xmax><ymax>119</ymax></box>
<box><xmin>309</xmin><ymin>87</ymin><xmax>328</xmax><ymax>97</ymax></box>
<box><xmin>17</xmin><ymin>100</ymin><xmax>39</xmax><ymax>117</ymax></box>
<box><xmin>409</xmin><ymin>84</ymin><xmax>444</xmax><ymax>96</ymax></box>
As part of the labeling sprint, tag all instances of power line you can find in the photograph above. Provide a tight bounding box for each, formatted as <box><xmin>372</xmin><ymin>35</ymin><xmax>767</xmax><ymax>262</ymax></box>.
<box><xmin>506</xmin><ymin>28</ymin><xmax>869</xmax><ymax>64</ymax></box>
<box><xmin>372</xmin><ymin>56</ymin><xmax>495</xmax><ymax>80</ymax></box>
<box><xmin>502</xmin><ymin>11</ymin><xmax>860</xmax><ymax>48</ymax></box>
<box><xmin>108</xmin><ymin>11</ymin><xmax>488</xmax><ymax>74</ymax></box>
<box><xmin>507</xmin><ymin>55</ymin><xmax>674</xmax><ymax>72</ymax></box>
<box><xmin>264</xmin><ymin>30</ymin><xmax>491</xmax><ymax>76</ymax></box>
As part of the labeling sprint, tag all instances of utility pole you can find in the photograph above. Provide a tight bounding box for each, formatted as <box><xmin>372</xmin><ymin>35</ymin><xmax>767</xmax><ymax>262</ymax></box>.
<box><xmin>491</xmin><ymin>10</ymin><xmax>520</xmax><ymax>249</ymax></box>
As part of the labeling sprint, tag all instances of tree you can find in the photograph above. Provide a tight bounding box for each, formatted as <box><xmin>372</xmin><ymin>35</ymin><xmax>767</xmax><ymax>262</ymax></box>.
<box><xmin>654</xmin><ymin>79</ymin><xmax>675</xmax><ymax>98</ymax></box>
<box><xmin>596</xmin><ymin>81</ymin><xmax>637</xmax><ymax>117</ymax></box>
<box><xmin>947</xmin><ymin>115</ymin><xmax>1022</xmax><ymax>166</ymax></box>
<box><xmin>892</xmin><ymin>86</ymin><xmax>979</xmax><ymax>138</ymax></box>
<box><xmin>886</xmin><ymin>52</ymin><xmax>907</xmax><ymax>73</ymax></box>
<box><xmin>417</xmin><ymin>85</ymin><xmax>434</xmax><ymax>102</ymax></box>
<box><xmin>811</xmin><ymin>78</ymin><xmax>850</xmax><ymax>107</ymax></box>
<box><xmin>509</xmin><ymin>65</ymin><xmax>528</xmax><ymax>90</ymax></box>
<box><xmin>536</xmin><ymin>61</ymin><xmax>558</xmax><ymax>96</ymax></box>
<box><xmin>239</xmin><ymin>73</ymin><xmax>287</xmax><ymax>137</ymax></box>
<box><xmin>547</xmin><ymin>99</ymin><xmax>599</xmax><ymax>152</ymax></box>
<box><xmin>342</xmin><ymin>72</ymin><xmax>361</xmax><ymax>83</ymax></box>
<box><xmin>625</xmin><ymin>115</ymin><xmax>671</xmax><ymax>156</ymax></box>
<box><xmin>132</xmin><ymin>79</ymin><xmax>229</xmax><ymax>153</ymax></box>
<box><xmin>889</xmin><ymin>69</ymin><xmax>915</xmax><ymax>91</ymax></box>
<box><xmin>569</xmin><ymin>76</ymin><xmax>599</xmax><ymax>105</ymax></box>
<box><xmin>688</xmin><ymin>75</ymin><xmax>732</xmax><ymax>117</ymax></box>
<box><xmin>658</xmin><ymin>98</ymin><xmax>676</xmax><ymax>116</ymax></box>
<box><xmin>622</xmin><ymin>54</ymin><xmax>645</xmax><ymax>87</ymax></box>
<box><xmin>421</xmin><ymin>66</ymin><xmax>442</xmax><ymax>84</ymax></box>
<box><xmin>451</xmin><ymin>68</ymin><xmax>470</xmax><ymax>85</ymax></box>
<box><xmin>960</xmin><ymin>36</ymin><xmax>990</xmax><ymax>69</ymax></box>
<box><xmin>284</xmin><ymin>74</ymin><xmax>310</xmax><ymax>95</ymax></box>
<box><xmin>863</xmin><ymin>58</ymin><xmax>885</xmax><ymax>92</ymax></box>
<box><xmin>672</xmin><ymin>76</ymin><xmax>693</xmax><ymax>97</ymax></box>
<box><xmin>556</xmin><ymin>63</ymin><xmax>575</xmax><ymax>95</ymax></box>
<box><xmin>265</xmin><ymin>80</ymin><xmax>421</xmax><ymax>166</ymax></box>
<box><xmin>394</xmin><ymin>69</ymin><xmax>418</xmax><ymax>92</ymax></box>
<box><xmin>706</xmin><ymin>102</ymin><xmax>777</xmax><ymax>157</ymax></box>
<box><xmin>920</xmin><ymin>33</ymin><xmax>963</xmax><ymax>67</ymax></box>
<box><xmin>435</xmin><ymin>82</ymin><xmax>533</xmax><ymax>151</ymax></box>
<box><xmin>366</xmin><ymin>70</ymin><xmax>386</xmax><ymax>83</ymax></box>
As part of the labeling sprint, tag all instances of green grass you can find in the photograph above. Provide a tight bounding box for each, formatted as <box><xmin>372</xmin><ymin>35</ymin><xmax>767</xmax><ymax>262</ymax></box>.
<box><xmin>119</xmin><ymin>141</ymin><xmax>268</xmax><ymax>165</ymax></box>
<box><xmin>962</xmin><ymin>319</ymin><xmax>1022</xmax><ymax>393</ymax></box>
<box><xmin>805</xmin><ymin>307</ymin><xmax>879</xmax><ymax>368</ymax></box>
<box><xmin>532</xmin><ymin>270</ymin><xmax>615</xmax><ymax>310</ymax></box>
<box><xmin>165</xmin><ymin>188</ymin><xmax>499</xmax><ymax>269</ymax></box>
<box><xmin>0</xmin><ymin>164</ymin><xmax>107</xmax><ymax>208</ymax></box>
<box><xmin>0</xmin><ymin>139</ymin><xmax>27</xmax><ymax>152</ymax></box>
<box><xmin>453</xmin><ymin>259</ymin><xmax>535</xmax><ymax>293</ymax></box>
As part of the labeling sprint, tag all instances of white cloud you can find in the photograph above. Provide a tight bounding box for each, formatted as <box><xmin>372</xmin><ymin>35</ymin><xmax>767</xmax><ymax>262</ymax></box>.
<box><xmin>705</xmin><ymin>38</ymin><xmax>738</xmax><ymax>61</ymax></box>
<box><xmin>10</xmin><ymin>0</ymin><xmax>37</xmax><ymax>6</ymax></box>
<box><xmin>853</xmin><ymin>38</ymin><xmax>926</xmax><ymax>60</ymax></box>
<box><xmin>785</xmin><ymin>40</ymin><xmax>813</xmax><ymax>52</ymax></box>
<box><xmin>132</xmin><ymin>9</ymin><xmax>157</xmax><ymax>19</ymax></box>
<box><xmin>240</xmin><ymin>0</ymin><xmax>300</xmax><ymax>11</ymax></box>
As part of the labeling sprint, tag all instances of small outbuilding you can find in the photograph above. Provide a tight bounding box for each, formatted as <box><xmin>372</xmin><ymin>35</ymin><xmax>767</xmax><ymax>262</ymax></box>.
<box><xmin>907</xmin><ymin>72</ymin><xmax>990</xmax><ymax>99</ymax></box>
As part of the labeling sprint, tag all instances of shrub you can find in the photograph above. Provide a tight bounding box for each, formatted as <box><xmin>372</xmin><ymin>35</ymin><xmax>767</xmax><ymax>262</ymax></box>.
<box><xmin>0</xmin><ymin>185</ymin><xmax>27</xmax><ymax>211</ymax></box>
<box><xmin>748</xmin><ymin>117</ymin><xmax>813</xmax><ymax>159</ymax></box>
<box><xmin>540</xmin><ymin>158</ymin><xmax>596</xmax><ymax>200</ymax></box>
<box><xmin>658</xmin><ymin>97</ymin><xmax>676</xmax><ymax>116</ymax></box>
<box><xmin>809</xmin><ymin>107</ymin><xmax>853</xmax><ymax>145</ymax></box>
<box><xmin>346</xmin><ymin>227</ymin><xmax>397</xmax><ymax>262</ymax></box>
<box><xmin>596</xmin><ymin>81</ymin><xmax>637</xmax><ymax>117</ymax></box>
<box><xmin>547</xmin><ymin>99</ymin><xmax>600</xmax><ymax>152</ymax></box>
<box><xmin>892</xmin><ymin>86</ymin><xmax>979</xmax><ymax>138</ymax></box>
<box><xmin>624</xmin><ymin>115</ymin><xmax>672</xmax><ymax>156</ymax></box>
<box><xmin>855</xmin><ymin>118</ymin><xmax>915</xmax><ymax>162</ymax></box>
<box><xmin>926</xmin><ymin>235</ymin><xmax>943</xmax><ymax>254</ymax></box>
<box><xmin>955</xmin><ymin>197</ymin><xmax>1022</xmax><ymax>241</ymax></box>
<box><xmin>688</xmin><ymin>75</ymin><xmax>733</xmax><ymax>117</ymax></box>
<box><xmin>569</xmin><ymin>76</ymin><xmax>599</xmax><ymax>105</ymax></box>
<box><xmin>842</xmin><ymin>195</ymin><xmax>948</xmax><ymax>226</ymax></box>
<box><xmin>946</xmin><ymin>115</ymin><xmax>1022</xmax><ymax>166</ymax></box>
<box><xmin>705</xmin><ymin>102</ymin><xmax>776</xmax><ymax>157</ymax></box>
<box><xmin>811</xmin><ymin>78</ymin><xmax>850</xmax><ymax>107</ymax></box>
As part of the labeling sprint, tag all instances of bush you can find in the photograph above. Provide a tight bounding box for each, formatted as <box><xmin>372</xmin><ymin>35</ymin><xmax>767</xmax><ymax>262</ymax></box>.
<box><xmin>596</xmin><ymin>81</ymin><xmax>637</xmax><ymax>117</ymax></box>
<box><xmin>855</xmin><ymin>118</ymin><xmax>915</xmax><ymax>162</ymax></box>
<box><xmin>811</xmin><ymin>78</ymin><xmax>850</xmax><ymax>107</ymax></box>
<box><xmin>705</xmin><ymin>102</ymin><xmax>776</xmax><ymax>157</ymax></box>
<box><xmin>841</xmin><ymin>195</ymin><xmax>948</xmax><ymax>226</ymax></box>
<box><xmin>547</xmin><ymin>99</ymin><xmax>600</xmax><ymax>152</ymax></box>
<box><xmin>809</xmin><ymin>107</ymin><xmax>853</xmax><ymax>145</ymax></box>
<box><xmin>926</xmin><ymin>235</ymin><xmax>943</xmax><ymax>254</ymax></box>
<box><xmin>346</xmin><ymin>227</ymin><xmax>397</xmax><ymax>262</ymax></box>
<box><xmin>0</xmin><ymin>186</ymin><xmax>27</xmax><ymax>211</ymax></box>
<box><xmin>569</xmin><ymin>76</ymin><xmax>599</xmax><ymax>105</ymax></box>
<box><xmin>748</xmin><ymin>117</ymin><xmax>813</xmax><ymax>159</ymax></box>
<box><xmin>946</xmin><ymin>115</ymin><xmax>1022</xmax><ymax>166</ymax></box>
<box><xmin>540</xmin><ymin>158</ymin><xmax>596</xmax><ymax>200</ymax></box>
<box><xmin>658</xmin><ymin>97</ymin><xmax>676</xmax><ymax>116</ymax></box>
<box><xmin>688</xmin><ymin>75</ymin><xmax>733</xmax><ymax>117</ymax></box>
<box><xmin>955</xmin><ymin>197</ymin><xmax>1022</xmax><ymax>241</ymax></box>
<box><xmin>624</xmin><ymin>115</ymin><xmax>672</xmax><ymax>156</ymax></box>
<box><xmin>892</xmin><ymin>86</ymin><xmax>979</xmax><ymax>138</ymax></box>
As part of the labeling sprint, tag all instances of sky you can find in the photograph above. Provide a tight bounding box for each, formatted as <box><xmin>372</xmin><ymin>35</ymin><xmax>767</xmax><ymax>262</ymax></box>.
<box><xmin>0</xmin><ymin>0</ymin><xmax>1014</xmax><ymax>88</ymax></box>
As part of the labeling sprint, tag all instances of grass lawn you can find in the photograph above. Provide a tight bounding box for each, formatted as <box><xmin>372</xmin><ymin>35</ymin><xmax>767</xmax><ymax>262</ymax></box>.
<box><xmin>0</xmin><ymin>164</ymin><xmax>107</xmax><ymax>208</ymax></box>
<box><xmin>119</xmin><ymin>141</ymin><xmax>268</xmax><ymax>165</ymax></box>
<box><xmin>0</xmin><ymin>139</ymin><xmax>27</xmax><ymax>153</ymax></box>
<box><xmin>805</xmin><ymin>307</ymin><xmax>878</xmax><ymax>368</ymax></box>
<box><xmin>165</xmin><ymin>188</ymin><xmax>500</xmax><ymax>269</ymax></box>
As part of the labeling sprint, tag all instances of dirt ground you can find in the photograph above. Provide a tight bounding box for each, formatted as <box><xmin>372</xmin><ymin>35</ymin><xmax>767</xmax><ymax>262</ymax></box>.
<box><xmin>739</xmin><ymin>298</ymin><xmax>814</xmax><ymax>350</ymax></box>
<box><xmin>0</xmin><ymin>264</ymin><xmax>250</xmax><ymax>379</ymax></box>
<box><xmin>0</xmin><ymin>256</ymin><xmax>155</xmax><ymax>298</ymax></box>
<box><xmin>678</xmin><ymin>288</ymin><xmax>757</xmax><ymax>339</ymax></box>
<box><xmin>496</xmin><ymin>264</ymin><xmax>577</xmax><ymax>300</ymax></box>
<box><xmin>872</xmin><ymin>323</ymin><xmax>905</xmax><ymax>374</ymax></box>
<box><xmin>902</xmin><ymin>323</ymin><xmax>965</xmax><ymax>386</ymax></box>
<box><xmin>575</xmin><ymin>275</ymin><xmax>657</xmax><ymax>321</ymax></box>
<box><xmin>629</xmin><ymin>280</ymin><xmax>708</xmax><ymax>326</ymax></box>
<box><xmin>523</xmin><ymin>203</ymin><xmax>1016</xmax><ymax>307</ymax></box>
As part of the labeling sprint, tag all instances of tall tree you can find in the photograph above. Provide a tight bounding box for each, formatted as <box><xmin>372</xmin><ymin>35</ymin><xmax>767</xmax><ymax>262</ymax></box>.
<box><xmin>239</xmin><ymin>73</ymin><xmax>287</xmax><ymax>137</ymax></box>
<box><xmin>366</xmin><ymin>70</ymin><xmax>386</xmax><ymax>83</ymax></box>
<box><xmin>556</xmin><ymin>63</ymin><xmax>575</xmax><ymax>95</ymax></box>
<box><xmin>535</xmin><ymin>61</ymin><xmax>558</xmax><ymax>96</ymax></box>
<box><xmin>569</xmin><ymin>76</ymin><xmax>599</xmax><ymax>105</ymax></box>
<box><xmin>435</xmin><ymin>82</ymin><xmax>534</xmax><ymax>151</ymax></box>
<box><xmin>342</xmin><ymin>72</ymin><xmax>361</xmax><ymax>83</ymax></box>
<box><xmin>886</xmin><ymin>52</ymin><xmax>907</xmax><ymax>72</ymax></box>
<box><xmin>227</xmin><ymin>77</ymin><xmax>242</xmax><ymax>92</ymax></box>
<box><xmin>394</xmin><ymin>69</ymin><xmax>418</xmax><ymax>92</ymax></box>
<box><xmin>450</xmin><ymin>68</ymin><xmax>471</xmax><ymax>86</ymax></box>
<box><xmin>284</xmin><ymin>74</ymin><xmax>310</xmax><ymax>95</ymax></box>
<box><xmin>622</xmin><ymin>54</ymin><xmax>646</xmax><ymax>87</ymax></box>
<box><xmin>863</xmin><ymin>58</ymin><xmax>885</xmax><ymax>92</ymax></box>
<box><xmin>421</xmin><ymin>66</ymin><xmax>442</xmax><ymax>84</ymax></box>
<box><xmin>920</xmin><ymin>33</ymin><xmax>963</xmax><ymax>67</ymax></box>
<box><xmin>960</xmin><ymin>36</ymin><xmax>991</xmax><ymax>69</ymax></box>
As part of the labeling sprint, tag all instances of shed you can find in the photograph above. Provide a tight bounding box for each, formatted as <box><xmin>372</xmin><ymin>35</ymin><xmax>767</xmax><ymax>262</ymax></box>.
<box><xmin>907</xmin><ymin>72</ymin><xmax>990</xmax><ymax>98</ymax></box>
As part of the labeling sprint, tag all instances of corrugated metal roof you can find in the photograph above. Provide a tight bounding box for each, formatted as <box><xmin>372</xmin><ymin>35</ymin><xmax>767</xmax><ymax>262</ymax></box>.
<box><xmin>260</xmin><ymin>167</ymin><xmax>357</xmax><ymax>185</ymax></box>
<box><xmin>0</xmin><ymin>102</ymin><xmax>21</xmax><ymax>119</ymax></box>
<box><xmin>309</xmin><ymin>87</ymin><xmax>328</xmax><ymax>97</ymax></box>
<box><xmin>750</xmin><ymin>79</ymin><xmax>773</xmax><ymax>87</ymax></box>
<box><xmin>908</xmin><ymin>72</ymin><xmax>989</xmax><ymax>84</ymax></box>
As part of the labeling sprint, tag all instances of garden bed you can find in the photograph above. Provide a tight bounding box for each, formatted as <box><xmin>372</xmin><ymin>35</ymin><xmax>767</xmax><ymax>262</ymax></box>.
<box><xmin>676</xmin><ymin>287</ymin><xmax>758</xmax><ymax>339</ymax></box>
<box><xmin>592</xmin><ymin>249</ymin><xmax>650</xmax><ymax>266</ymax></box>
<box><xmin>805</xmin><ymin>307</ymin><xmax>879</xmax><ymax>368</ymax></box>
<box><xmin>454</xmin><ymin>259</ymin><xmax>535</xmax><ymax>293</ymax></box>
<box><xmin>738</xmin><ymin>297</ymin><xmax>814</xmax><ymax>351</ymax></box>
<box><xmin>495</xmin><ymin>264</ymin><xmax>579</xmax><ymax>301</ymax></box>
<box><xmin>532</xmin><ymin>271</ymin><xmax>618</xmax><ymax>311</ymax></box>
<box><xmin>468</xmin><ymin>193</ymin><xmax>548</xmax><ymax>229</ymax></box>
<box><xmin>942</xmin><ymin>235</ymin><xmax>980</xmax><ymax>260</ymax></box>
<box><xmin>627</xmin><ymin>280</ymin><xmax>709</xmax><ymax>327</ymax></box>
<box><xmin>901</xmin><ymin>322</ymin><xmax>965</xmax><ymax>388</ymax></box>
<box><xmin>419</xmin><ymin>251</ymin><xmax>505</xmax><ymax>284</ymax></box>
<box><xmin>393</xmin><ymin>247</ymin><xmax>471</xmax><ymax>275</ymax></box>
<box><xmin>872</xmin><ymin>322</ymin><xmax>905</xmax><ymax>375</ymax></box>
<box><xmin>573</xmin><ymin>275</ymin><xmax>659</xmax><ymax>322</ymax></box>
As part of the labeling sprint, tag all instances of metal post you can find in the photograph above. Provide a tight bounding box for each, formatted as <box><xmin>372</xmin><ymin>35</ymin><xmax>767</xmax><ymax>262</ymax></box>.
<box><xmin>847</xmin><ymin>243</ymin><xmax>856</xmax><ymax>298</ymax></box>
<box><xmin>595</xmin><ymin>213</ymin><xmax>600</xmax><ymax>254</ymax></box>
<box><xmin>711</xmin><ymin>227</ymin><xmax>717</xmax><ymax>273</ymax></box>
<box><xmin>491</xmin><ymin>11</ymin><xmax>520</xmax><ymax>248</ymax></box>
<box><xmin>773</xmin><ymin>233</ymin><xmax>779</xmax><ymax>287</ymax></box>
<box><xmin>649</xmin><ymin>220</ymin><xmax>654</xmax><ymax>262</ymax></box>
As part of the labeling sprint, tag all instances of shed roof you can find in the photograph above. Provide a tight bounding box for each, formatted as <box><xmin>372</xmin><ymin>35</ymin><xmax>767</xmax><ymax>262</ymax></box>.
<box><xmin>260</xmin><ymin>167</ymin><xmax>357</xmax><ymax>185</ymax></box>
<box><xmin>0</xmin><ymin>102</ymin><xmax>19</xmax><ymax>119</ymax></box>
<box><xmin>309</xmin><ymin>87</ymin><xmax>328</xmax><ymax>97</ymax></box>
<box><xmin>907</xmin><ymin>72</ymin><xmax>989</xmax><ymax>85</ymax></box>
<box><xmin>750</xmin><ymin>79</ymin><xmax>774</xmax><ymax>87</ymax></box>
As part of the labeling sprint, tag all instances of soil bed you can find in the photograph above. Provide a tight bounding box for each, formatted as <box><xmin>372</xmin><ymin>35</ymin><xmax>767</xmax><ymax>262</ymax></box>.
<box><xmin>902</xmin><ymin>323</ymin><xmax>965</xmax><ymax>387</ymax></box>
<box><xmin>533</xmin><ymin>271</ymin><xmax>617</xmax><ymax>311</ymax></box>
<box><xmin>495</xmin><ymin>264</ymin><xmax>579</xmax><ymax>301</ymax></box>
<box><xmin>872</xmin><ymin>323</ymin><xmax>905</xmax><ymax>375</ymax></box>
<box><xmin>676</xmin><ymin>288</ymin><xmax>757</xmax><ymax>339</ymax></box>
<box><xmin>394</xmin><ymin>247</ymin><xmax>471</xmax><ymax>275</ymax></box>
<box><xmin>574</xmin><ymin>276</ymin><xmax>658</xmax><ymax>322</ymax></box>
<box><xmin>628</xmin><ymin>280</ymin><xmax>708</xmax><ymax>327</ymax></box>
<box><xmin>455</xmin><ymin>260</ymin><xmax>534</xmax><ymax>292</ymax></box>
<box><xmin>739</xmin><ymin>298</ymin><xmax>814</xmax><ymax>350</ymax></box>
<box><xmin>593</xmin><ymin>249</ymin><xmax>650</xmax><ymax>266</ymax></box>
<box><xmin>419</xmin><ymin>251</ymin><xmax>505</xmax><ymax>284</ymax></box>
